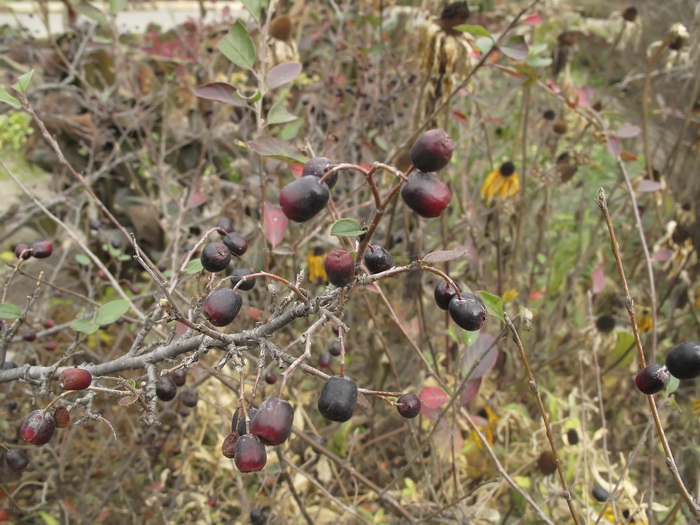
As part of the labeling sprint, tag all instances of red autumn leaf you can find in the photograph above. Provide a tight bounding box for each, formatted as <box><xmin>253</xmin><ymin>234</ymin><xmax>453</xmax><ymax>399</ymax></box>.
<box><xmin>420</xmin><ymin>386</ymin><xmax>449</xmax><ymax>409</ymax></box>
<box><xmin>591</xmin><ymin>266</ymin><xmax>606</xmax><ymax>294</ymax></box>
<box><xmin>522</xmin><ymin>13</ymin><xmax>544</xmax><ymax>25</ymax></box>
<box><xmin>262</xmin><ymin>202</ymin><xmax>288</xmax><ymax>248</ymax></box>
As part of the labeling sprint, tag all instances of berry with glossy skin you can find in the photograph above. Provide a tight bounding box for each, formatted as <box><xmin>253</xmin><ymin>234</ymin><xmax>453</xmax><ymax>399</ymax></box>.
<box><xmin>182</xmin><ymin>388</ymin><xmax>199</xmax><ymax>407</ymax></box>
<box><xmin>200</xmin><ymin>242</ymin><xmax>232</xmax><ymax>273</ymax></box>
<box><xmin>279</xmin><ymin>176</ymin><xmax>330</xmax><ymax>222</ymax></box>
<box><xmin>202</xmin><ymin>288</ymin><xmax>243</xmax><ymax>327</ymax></box>
<box><xmin>216</xmin><ymin>217</ymin><xmax>233</xmax><ymax>233</ymax></box>
<box><xmin>410</xmin><ymin>129</ymin><xmax>454</xmax><ymax>172</ymax></box>
<box><xmin>59</xmin><ymin>368</ymin><xmax>92</xmax><ymax>390</ymax></box>
<box><xmin>302</xmin><ymin>156</ymin><xmax>338</xmax><ymax>189</ymax></box>
<box><xmin>231</xmin><ymin>407</ymin><xmax>258</xmax><ymax>435</ymax></box>
<box><xmin>5</xmin><ymin>449</ymin><xmax>29</xmax><ymax>472</ymax></box>
<box><xmin>21</xmin><ymin>410</ymin><xmax>56</xmax><ymax>445</ymax></box>
<box><xmin>329</xmin><ymin>340</ymin><xmax>342</xmax><ymax>357</ymax></box>
<box><xmin>234</xmin><ymin>435</ymin><xmax>267</xmax><ymax>472</ymax></box>
<box><xmin>665</xmin><ymin>341</ymin><xmax>700</xmax><ymax>380</ymax></box>
<box><xmin>222</xmin><ymin>432</ymin><xmax>240</xmax><ymax>458</ymax></box>
<box><xmin>54</xmin><ymin>406</ymin><xmax>70</xmax><ymax>428</ymax></box>
<box><xmin>434</xmin><ymin>280</ymin><xmax>458</xmax><ymax>310</ymax></box>
<box><xmin>396</xmin><ymin>393</ymin><xmax>421</xmax><ymax>418</ymax></box>
<box><xmin>400</xmin><ymin>171</ymin><xmax>451</xmax><ymax>218</ymax></box>
<box><xmin>264</xmin><ymin>371</ymin><xmax>277</xmax><ymax>385</ymax></box>
<box><xmin>172</xmin><ymin>369</ymin><xmax>187</xmax><ymax>387</ymax></box>
<box><xmin>251</xmin><ymin>397</ymin><xmax>294</xmax><ymax>445</ymax></box>
<box><xmin>222</xmin><ymin>232</ymin><xmax>248</xmax><ymax>257</ymax></box>
<box><xmin>363</xmin><ymin>245</ymin><xmax>393</xmax><ymax>274</ymax></box>
<box><xmin>448</xmin><ymin>293</ymin><xmax>487</xmax><ymax>331</ymax></box>
<box><xmin>318</xmin><ymin>352</ymin><xmax>331</xmax><ymax>368</ymax></box>
<box><xmin>231</xmin><ymin>268</ymin><xmax>256</xmax><ymax>291</ymax></box>
<box><xmin>14</xmin><ymin>243</ymin><xmax>32</xmax><ymax>260</ymax></box>
<box><xmin>31</xmin><ymin>240</ymin><xmax>53</xmax><ymax>259</ymax></box>
<box><xmin>323</xmin><ymin>250</ymin><xmax>355</xmax><ymax>287</ymax></box>
<box><xmin>318</xmin><ymin>375</ymin><xmax>358</xmax><ymax>422</ymax></box>
<box><xmin>156</xmin><ymin>378</ymin><xmax>178</xmax><ymax>401</ymax></box>
<box><xmin>635</xmin><ymin>363</ymin><xmax>670</xmax><ymax>394</ymax></box>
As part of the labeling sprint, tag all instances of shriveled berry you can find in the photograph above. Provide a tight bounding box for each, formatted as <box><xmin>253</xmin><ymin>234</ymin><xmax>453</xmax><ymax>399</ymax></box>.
<box><xmin>666</xmin><ymin>341</ymin><xmax>700</xmax><ymax>380</ymax></box>
<box><xmin>31</xmin><ymin>240</ymin><xmax>53</xmax><ymax>259</ymax></box>
<box><xmin>21</xmin><ymin>410</ymin><xmax>56</xmax><ymax>445</ymax></box>
<box><xmin>53</xmin><ymin>406</ymin><xmax>70</xmax><ymax>428</ymax></box>
<box><xmin>202</xmin><ymin>288</ymin><xmax>243</xmax><ymax>327</ymax></box>
<box><xmin>448</xmin><ymin>293</ymin><xmax>487</xmax><ymax>331</ymax></box>
<box><xmin>222</xmin><ymin>232</ymin><xmax>248</xmax><ymax>257</ymax></box>
<box><xmin>14</xmin><ymin>243</ymin><xmax>32</xmax><ymax>260</ymax></box>
<box><xmin>318</xmin><ymin>352</ymin><xmax>331</xmax><ymax>368</ymax></box>
<box><xmin>635</xmin><ymin>363</ymin><xmax>670</xmax><ymax>394</ymax></box>
<box><xmin>231</xmin><ymin>268</ymin><xmax>256</xmax><ymax>291</ymax></box>
<box><xmin>172</xmin><ymin>369</ymin><xmax>187</xmax><ymax>387</ymax></box>
<box><xmin>329</xmin><ymin>340</ymin><xmax>342</xmax><ymax>356</ymax></box>
<box><xmin>396</xmin><ymin>393</ymin><xmax>421</xmax><ymax>418</ymax></box>
<box><xmin>156</xmin><ymin>377</ymin><xmax>177</xmax><ymax>401</ymax></box>
<box><xmin>231</xmin><ymin>407</ymin><xmax>258</xmax><ymax>435</ymax></box>
<box><xmin>592</xmin><ymin>485</ymin><xmax>609</xmax><ymax>502</ymax></box>
<box><xmin>323</xmin><ymin>249</ymin><xmax>355</xmax><ymax>287</ymax></box>
<box><xmin>264</xmin><ymin>371</ymin><xmax>277</xmax><ymax>385</ymax></box>
<box><xmin>200</xmin><ymin>242</ymin><xmax>232</xmax><ymax>273</ymax></box>
<box><xmin>182</xmin><ymin>388</ymin><xmax>199</xmax><ymax>407</ymax></box>
<box><xmin>234</xmin><ymin>434</ymin><xmax>267</xmax><ymax>472</ymax></box>
<box><xmin>318</xmin><ymin>375</ymin><xmax>358</xmax><ymax>422</ymax></box>
<box><xmin>251</xmin><ymin>397</ymin><xmax>295</xmax><ymax>446</ymax></box>
<box><xmin>5</xmin><ymin>448</ymin><xmax>29</xmax><ymax>472</ymax></box>
<box><xmin>400</xmin><ymin>171</ymin><xmax>451</xmax><ymax>218</ymax></box>
<box><xmin>302</xmin><ymin>156</ymin><xmax>338</xmax><ymax>189</ymax></box>
<box><xmin>59</xmin><ymin>368</ymin><xmax>92</xmax><ymax>390</ymax></box>
<box><xmin>222</xmin><ymin>432</ymin><xmax>240</xmax><ymax>458</ymax></box>
<box><xmin>216</xmin><ymin>217</ymin><xmax>233</xmax><ymax>233</ymax></box>
<box><xmin>363</xmin><ymin>245</ymin><xmax>393</xmax><ymax>274</ymax></box>
<box><xmin>279</xmin><ymin>176</ymin><xmax>330</xmax><ymax>222</ymax></box>
<box><xmin>434</xmin><ymin>280</ymin><xmax>458</xmax><ymax>310</ymax></box>
<box><xmin>410</xmin><ymin>129</ymin><xmax>454</xmax><ymax>172</ymax></box>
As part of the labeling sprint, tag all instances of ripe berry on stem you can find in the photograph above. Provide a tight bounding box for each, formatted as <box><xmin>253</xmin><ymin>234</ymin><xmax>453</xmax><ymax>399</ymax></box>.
<box><xmin>222</xmin><ymin>232</ymin><xmax>248</xmax><ymax>257</ymax></box>
<box><xmin>279</xmin><ymin>176</ymin><xmax>330</xmax><ymax>222</ymax></box>
<box><xmin>302</xmin><ymin>156</ymin><xmax>338</xmax><ymax>189</ymax></box>
<box><xmin>448</xmin><ymin>293</ymin><xmax>487</xmax><ymax>331</ymax></box>
<box><xmin>156</xmin><ymin>377</ymin><xmax>178</xmax><ymax>401</ymax></box>
<box><xmin>251</xmin><ymin>397</ymin><xmax>295</xmax><ymax>445</ymax></box>
<box><xmin>434</xmin><ymin>280</ymin><xmax>458</xmax><ymax>310</ymax></box>
<box><xmin>665</xmin><ymin>341</ymin><xmax>700</xmax><ymax>380</ymax></box>
<box><xmin>21</xmin><ymin>410</ymin><xmax>56</xmax><ymax>445</ymax></box>
<box><xmin>202</xmin><ymin>288</ymin><xmax>243</xmax><ymax>327</ymax></box>
<box><xmin>400</xmin><ymin>171</ymin><xmax>451</xmax><ymax>218</ymax></box>
<box><xmin>634</xmin><ymin>363</ymin><xmax>670</xmax><ymax>395</ymax></box>
<box><xmin>200</xmin><ymin>242</ymin><xmax>232</xmax><ymax>273</ymax></box>
<box><xmin>59</xmin><ymin>368</ymin><xmax>92</xmax><ymax>390</ymax></box>
<box><xmin>234</xmin><ymin>434</ymin><xmax>267</xmax><ymax>472</ymax></box>
<box><xmin>363</xmin><ymin>245</ymin><xmax>393</xmax><ymax>274</ymax></box>
<box><xmin>318</xmin><ymin>375</ymin><xmax>358</xmax><ymax>422</ymax></box>
<box><xmin>323</xmin><ymin>250</ymin><xmax>355</xmax><ymax>287</ymax></box>
<box><xmin>410</xmin><ymin>129</ymin><xmax>454</xmax><ymax>173</ymax></box>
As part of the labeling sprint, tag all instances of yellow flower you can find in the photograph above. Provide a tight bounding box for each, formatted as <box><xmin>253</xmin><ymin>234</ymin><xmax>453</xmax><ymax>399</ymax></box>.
<box><xmin>637</xmin><ymin>307</ymin><xmax>653</xmax><ymax>332</ymax></box>
<box><xmin>481</xmin><ymin>161</ymin><xmax>520</xmax><ymax>206</ymax></box>
<box><xmin>306</xmin><ymin>247</ymin><xmax>327</xmax><ymax>285</ymax></box>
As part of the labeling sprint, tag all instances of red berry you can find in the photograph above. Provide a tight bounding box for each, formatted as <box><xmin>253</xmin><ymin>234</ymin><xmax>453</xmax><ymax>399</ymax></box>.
<box><xmin>318</xmin><ymin>352</ymin><xmax>331</xmax><ymax>368</ymax></box>
<box><xmin>14</xmin><ymin>243</ymin><xmax>32</xmax><ymax>260</ymax></box>
<box><xmin>251</xmin><ymin>397</ymin><xmax>295</xmax><ymax>445</ymax></box>
<box><xmin>44</xmin><ymin>341</ymin><xmax>57</xmax><ymax>352</ymax></box>
<box><xmin>59</xmin><ymin>368</ymin><xmax>92</xmax><ymax>390</ymax></box>
<box><xmin>22</xmin><ymin>330</ymin><xmax>37</xmax><ymax>342</ymax></box>
<box><xmin>234</xmin><ymin>435</ymin><xmax>267</xmax><ymax>472</ymax></box>
<box><xmin>396</xmin><ymin>393</ymin><xmax>421</xmax><ymax>418</ymax></box>
<box><xmin>279</xmin><ymin>176</ymin><xmax>330</xmax><ymax>222</ymax></box>
<box><xmin>31</xmin><ymin>240</ymin><xmax>53</xmax><ymax>259</ymax></box>
<box><xmin>635</xmin><ymin>364</ymin><xmax>670</xmax><ymax>395</ymax></box>
<box><xmin>323</xmin><ymin>250</ymin><xmax>355</xmax><ymax>287</ymax></box>
<box><xmin>202</xmin><ymin>288</ymin><xmax>243</xmax><ymax>327</ymax></box>
<box><xmin>200</xmin><ymin>242</ymin><xmax>232</xmax><ymax>273</ymax></box>
<box><xmin>448</xmin><ymin>294</ymin><xmax>487</xmax><ymax>331</ymax></box>
<box><xmin>400</xmin><ymin>171</ymin><xmax>451</xmax><ymax>218</ymax></box>
<box><xmin>410</xmin><ymin>129</ymin><xmax>454</xmax><ymax>172</ymax></box>
<box><xmin>21</xmin><ymin>410</ymin><xmax>56</xmax><ymax>445</ymax></box>
<box><xmin>43</xmin><ymin>319</ymin><xmax>55</xmax><ymax>329</ymax></box>
<box><xmin>264</xmin><ymin>371</ymin><xmax>277</xmax><ymax>385</ymax></box>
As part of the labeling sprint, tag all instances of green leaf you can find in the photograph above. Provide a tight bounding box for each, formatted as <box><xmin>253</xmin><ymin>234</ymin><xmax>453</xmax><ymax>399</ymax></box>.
<box><xmin>0</xmin><ymin>303</ymin><xmax>22</xmax><ymax>319</ymax></box>
<box><xmin>453</xmin><ymin>24</ymin><xmax>491</xmax><ymax>38</ymax></box>
<box><xmin>184</xmin><ymin>259</ymin><xmax>203</xmax><ymax>275</ymax></box>
<box><xmin>475</xmin><ymin>37</ymin><xmax>494</xmax><ymax>54</ymax></box>
<box><xmin>75</xmin><ymin>253</ymin><xmax>91</xmax><ymax>266</ymax></box>
<box><xmin>74</xmin><ymin>2</ymin><xmax>108</xmax><ymax>25</ymax></box>
<box><xmin>609</xmin><ymin>331</ymin><xmax>635</xmax><ymax>368</ymax></box>
<box><xmin>70</xmin><ymin>319</ymin><xmax>99</xmax><ymax>334</ymax></box>
<box><xmin>330</xmin><ymin>218</ymin><xmax>366</xmax><ymax>237</ymax></box>
<box><xmin>0</xmin><ymin>87</ymin><xmax>21</xmax><ymax>109</ymax></box>
<box><xmin>267</xmin><ymin>100</ymin><xmax>297</xmax><ymax>125</ymax></box>
<box><xmin>477</xmin><ymin>291</ymin><xmax>504</xmax><ymax>321</ymax></box>
<box><xmin>13</xmin><ymin>70</ymin><xmax>34</xmax><ymax>94</ymax></box>
<box><xmin>217</xmin><ymin>21</ymin><xmax>256</xmax><ymax>70</ymax></box>
<box><xmin>241</xmin><ymin>0</ymin><xmax>261</xmax><ymax>22</ymax></box>
<box><xmin>667</xmin><ymin>375</ymin><xmax>680</xmax><ymax>395</ymax></box>
<box><xmin>246</xmin><ymin>136</ymin><xmax>308</xmax><ymax>164</ymax></box>
<box><xmin>94</xmin><ymin>299</ymin><xmax>130</xmax><ymax>326</ymax></box>
<box><xmin>110</xmin><ymin>0</ymin><xmax>127</xmax><ymax>13</ymax></box>
<box><xmin>500</xmin><ymin>35</ymin><xmax>529</xmax><ymax>61</ymax></box>
<box><xmin>37</xmin><ymin>511</ymin><xmax>61</xmax><ymax>525</ymax></box>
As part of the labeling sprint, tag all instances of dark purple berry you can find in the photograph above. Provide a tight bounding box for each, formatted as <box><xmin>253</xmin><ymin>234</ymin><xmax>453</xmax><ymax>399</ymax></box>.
<box><xmin>410</xmin><ymin>129</ymin><xmax>454</xmax><ymax>172</ymax></box>
<box><xmin>635</xmin><ymin>363</ymin><xmax>670</xmax><ymax>394</ymax></box>
<box><xmin>44</xmin><ymin>341</ymin><xmax>57</xmax><ymax>352</ymax></box>
<box><xmin>216</xmin><ymin>217</ymin><xmax>233</xmax><ymax>233</ymax></box>
<box><xmin>363</xmin><ymin>245</ymin><xmax>393</xmax><ymax>274</ymax></box>
<box><xmin>222</xmin><ymin>232</ymin><xmax>248</xmax><ymax>257</ymax></box>
<box><xmin>318</xmin><ymin>375</ymin><xmax>358</xmax><ymax>422</ymax></box>
<box><xmin>15</xmin><ymin>243</ymin><xmax>32</xmax><ymax>260</ymax></box>
<box><xmin>22</xmin><ymin>330</ymin><xmax>37</xmax><ymax>342</ymax></box>
<box><xmin>231</xmin><ymin>268</ymin><xmax>256</xmax><ymax>291</ymax></box>
<box><xmin>279</xmin><ymin>176</ymin><xmax>330</xmax><ymax>222</ymax></box>
<box><xmin>434</xmin><ymin>280</ymin><xmax>458</xmax><ymax>310</ymax></box>
<box><xmin>156</xmin><ymin>377</ymin><xmax>177</xmax><ymax>401</ymax></box>
<box><xmin>396</xmin><ymin>393</ymin><xmax>421</xmax><ymax>418</ymax></box>
<box><xmin>666</xmin><ymin>341</ymin><xmax>700</xmax><ymax>380</ymax></box>
<box><xmin>31</xmin><ymin>240</ymin><xmax>53</xmax><ymax>259</ymax></box>
<box><xmin>302</xmin><ymin>157</ymin><xmax>337</xmax><ymax>189</ymax></box>
<box><xmin>5</xmin><ymin>448</ymin><xmax>29</xmax><ymax>472</ymax></box>
<box><xmin>181</xmin><ymin>388</ymin><xmax>199</xmax><ymax>407</ymax></box>
<box><xmin>234</xmin><ymin>434</ymin><xmax>267</xmax><ymax>472</ymax></box>
<box><xmin>231</xmin><ymin>407</ymin><xmax>258</xmax><ymax>435</ymax></box>
<box><xmin>250</xmin><ymin>508</ymin><xmax>267</xmax><ymax>525</ymax></box>
<box><xmin>401</xmin><ymin>171</ymin><xmax>451</xmax><ymax>218</ymax></box>
<box><xmin>21</xmin><ymin>410</ymin><xmax>56</xmax><ymax>445</ymax></box>
<box><xmin>329</xmin><ymin>340</ymin><xmax>342</xmax><ymax>356</ymax></box>
<box><xmin>200</xmin><ymin>242</ymin><xmax>232</xmax><ymax>273</ymax></box>
<box><xmin>566</xmin><ymin>428</ymin><xmax>579</xmax><ymax>445</ymax></box>
<box><xmin>323</xmin><ymin>250</ymin><xmax>355</xmax><ymax>287</ymax></box>
<box><xmin>202</xmin><ymin>288</ymin><xmax>243</xmax><ymax>327</ymax></box>
<box><xmin>592</xmin><ymin>485</ymin><xmax>609</xmax><ymax>502</ymax></box>
<box><xmin>43</xmin><ymin>319</ymin><xmax>55</xmax><ymax>329</ymax></box>
<box><xmin>251</xmin><ymin>397</ymin><xmax>295</xmax><ymax>446</ymax></box>
<box><xmin>172</xmin><ymin>369</ymin><xmax>187</xmax><ymax>387</ymax></box>
<box><xmin>448</xmin><ymin>293</ymin><xmax>487</xmax><ymax>331</ymax></box>
<box><xmin>264</xmin><ymin>371</ymin><xmax>277</xmax><ymax>385</ymax></box>
<box><xmin>318</xmin><ymin>352</ymin><xmax>331</xmax><ymax>368</ymax></box>
<box><xmin>595</xmin><ymin>315</ymin><xmax>616</xmax><ymax>333</ymax></box>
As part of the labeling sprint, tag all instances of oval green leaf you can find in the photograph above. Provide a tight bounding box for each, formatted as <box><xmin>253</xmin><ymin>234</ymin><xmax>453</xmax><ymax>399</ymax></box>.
<box><xmin>477</xmin><ymin>291</ymin><xmax>504</xmax><ymax>322</ymax></box>
<box><xmin>218</xmin><ymin>21</ymin><xmax>256</xmax><ymax>70</ymax></box>
<box><xmin>185</xmin><ymin>259</ymin><xmax>203</xmax><ymax>275</ymax></box>
<box><xmin>330</xmin><ymin>218</ymin><xmax>366</xmax><ymax>237</ymax></box>
<box><xmin>70</xmin><ymin>319</ymin><xmax>99</xmax><ymax>334</ymax></box>
<box><xmin>0</xmin><ymin>303</ymin><xmax>22</xmax><ymax>319</ymax></box>
<box><xmin>94</xmin><ymin>299</ymin><xmax>130</xmax><ymax>326</ymax></box>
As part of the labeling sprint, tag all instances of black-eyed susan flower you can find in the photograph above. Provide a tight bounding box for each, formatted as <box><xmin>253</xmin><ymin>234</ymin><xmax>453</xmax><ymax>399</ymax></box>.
<box><xmin>306</xmin><ymin>246</ymin><xmax>327</xmax><ymax>285</ymax></box>
<box><xmin>481</xmin><ymin>161</ymin><xmax>520</xmax><ymax>206</ymax></box>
